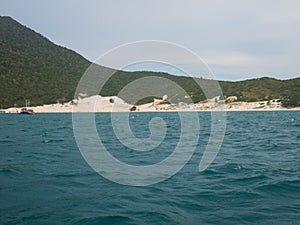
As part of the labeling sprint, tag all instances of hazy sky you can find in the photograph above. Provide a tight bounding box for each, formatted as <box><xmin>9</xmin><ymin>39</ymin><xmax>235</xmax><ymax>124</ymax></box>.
<box><xmin>1</xmin><ymin>0</ymin><xmax>300</xmax><ymax>80</ymax></box>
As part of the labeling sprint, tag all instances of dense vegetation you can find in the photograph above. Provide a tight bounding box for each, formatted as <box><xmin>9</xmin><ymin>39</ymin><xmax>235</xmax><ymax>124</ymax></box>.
<box><xmin>0</xmin><ymin>16</ymin><xmax>90</xmax><ymax>108</ymax></box>
<box><xmin>220</xmin><ymin>77</ymin><xmax>300</xmax><ymax>107</ymax></box>
<box><xmin>0</xmin><ymin>16</ymin><xmax>299</xmax><ymax>108</ymax></box>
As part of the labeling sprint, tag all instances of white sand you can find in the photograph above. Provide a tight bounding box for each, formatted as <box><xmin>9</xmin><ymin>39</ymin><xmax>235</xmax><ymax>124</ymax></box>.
<box><xmin>3</xmin><ymin>95</ymin><xmax>300</xmax><ymax>113</ymax></box>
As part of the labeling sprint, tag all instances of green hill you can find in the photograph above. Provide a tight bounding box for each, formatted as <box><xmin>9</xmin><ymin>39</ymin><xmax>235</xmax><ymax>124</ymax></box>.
<box><xmin>220</xmin><ymin>77</ymin><xmax>300</xmax><ymax>107</ymax></box>
<box><xmin>0</xmin><ymin>16</ymin><xmax>90</xmax><ymax>107</ymax></box>
<box><xmin>0</xmin><ymin>16</ymin><xmax>299</xmax><ymax>108</ymax></box>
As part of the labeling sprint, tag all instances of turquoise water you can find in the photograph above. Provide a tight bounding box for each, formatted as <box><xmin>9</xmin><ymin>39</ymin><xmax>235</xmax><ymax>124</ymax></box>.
<box><xmin>0</xmin><ymin>111</ymin><xmax>299</xmax><ymax>224</ymax></box>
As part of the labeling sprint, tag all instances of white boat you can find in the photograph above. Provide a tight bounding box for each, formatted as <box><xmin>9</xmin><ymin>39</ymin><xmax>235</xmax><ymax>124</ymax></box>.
<box><xmin>20</xmin><ymin>100</ymin><xmax>35</xmax><ymax>115</ymax></box>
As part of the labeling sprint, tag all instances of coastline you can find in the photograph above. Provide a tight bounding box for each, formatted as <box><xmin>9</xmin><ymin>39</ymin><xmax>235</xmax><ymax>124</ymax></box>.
<box><xmin>2</xmin><ymin>95</ymin><xmax>300</xmax><ymax>113</ymax></box>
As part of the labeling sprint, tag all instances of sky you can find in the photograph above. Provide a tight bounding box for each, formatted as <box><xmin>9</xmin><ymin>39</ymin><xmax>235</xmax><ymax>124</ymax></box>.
<box><xmin>1</xmin><ymin>0</ymin><xmax>300</xmax><ymax>80</ymax></box>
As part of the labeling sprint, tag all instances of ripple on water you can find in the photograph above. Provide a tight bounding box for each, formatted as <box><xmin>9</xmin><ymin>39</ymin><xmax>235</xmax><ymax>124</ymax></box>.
<box><xmin>0</xmin><ymin>111</ymin><xmax>299</xmax><ymax>224</ymax></box>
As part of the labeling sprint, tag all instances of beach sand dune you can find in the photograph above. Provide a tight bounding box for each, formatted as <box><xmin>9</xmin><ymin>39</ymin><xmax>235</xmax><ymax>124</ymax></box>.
<box><xmin>4</xmin><ymin>95</ymin><xmax>300</xmax><ymax>113</ymax></box>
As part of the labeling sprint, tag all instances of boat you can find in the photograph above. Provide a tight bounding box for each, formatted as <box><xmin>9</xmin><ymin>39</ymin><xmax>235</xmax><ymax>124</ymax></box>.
<box><xmin>20</xmin><ymin>100</ymin><xmax>35</xmax><ymax>115</ymax></box>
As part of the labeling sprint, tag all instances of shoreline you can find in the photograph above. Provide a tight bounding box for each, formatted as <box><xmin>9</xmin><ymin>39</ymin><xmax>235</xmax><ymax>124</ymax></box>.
<box><xmin>3</xmin><ymin>107</ymin><xmax>300</xmax><ymax>114</ymax></box>
<box><xmin>2</xmin><ymin>107</ymin><xmax>300</xmax><ymax>113</ymax></box>
<box><xmin>2</xmin><ymin>95</ymin><xmax>300</xmax><ymax>113</ymax></box>
<box><xmin>2</xmin><ymin>109</ymin><xmax>300</xmax><ymax>114</ymax></box>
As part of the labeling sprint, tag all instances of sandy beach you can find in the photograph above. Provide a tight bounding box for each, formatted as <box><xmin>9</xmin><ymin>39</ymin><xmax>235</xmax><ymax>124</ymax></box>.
<box><xmin>3</xmin><ymin>95</ymin><xmax>300</xmax><ymax>113</ymax></box>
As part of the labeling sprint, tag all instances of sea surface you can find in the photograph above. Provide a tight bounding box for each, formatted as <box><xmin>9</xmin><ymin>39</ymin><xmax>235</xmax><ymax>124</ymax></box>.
<box><xmin>0</xmin><ymin>111</ymin><xmax>299</xmax><ymax>224</ymax></box>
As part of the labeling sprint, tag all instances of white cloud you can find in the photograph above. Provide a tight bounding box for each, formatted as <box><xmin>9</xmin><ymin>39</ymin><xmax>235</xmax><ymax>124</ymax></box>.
<box><xmin>204</xmin><ymin>52</ymin><xmax>255</xmax><ymax>66</ymax></box>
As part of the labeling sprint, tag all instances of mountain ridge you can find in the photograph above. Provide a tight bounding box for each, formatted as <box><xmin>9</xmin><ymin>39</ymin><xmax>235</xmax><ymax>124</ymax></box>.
<box><xmin>0</xmin><ymin>16</ymin><xmax>299</xmax><ymax>108</ymax></box>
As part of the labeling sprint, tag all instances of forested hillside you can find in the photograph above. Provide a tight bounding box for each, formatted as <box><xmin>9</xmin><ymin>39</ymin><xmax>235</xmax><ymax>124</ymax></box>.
<box><xmin>0</xmin><ymin>16</ymin><xmax>299</xmax><ymax>108</ymax></box>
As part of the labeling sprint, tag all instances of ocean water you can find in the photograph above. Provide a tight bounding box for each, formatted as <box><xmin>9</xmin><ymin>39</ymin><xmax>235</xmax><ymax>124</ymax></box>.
<box><xmin>0</xmin><ymin>111</ymin><xmax>299</xmax><ymax>224</ymax></box>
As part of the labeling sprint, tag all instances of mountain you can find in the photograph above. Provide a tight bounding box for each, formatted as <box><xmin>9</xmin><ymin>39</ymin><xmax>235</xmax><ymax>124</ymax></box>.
<box><xmin>0</xmin><ymin>16</ymin><xmax>299</xmax><ymax>108</ymax></box>
<box><xmin>0</xmin><ymin>16</ymin><xmax>92</xmax><ymax>108</ymax></box>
